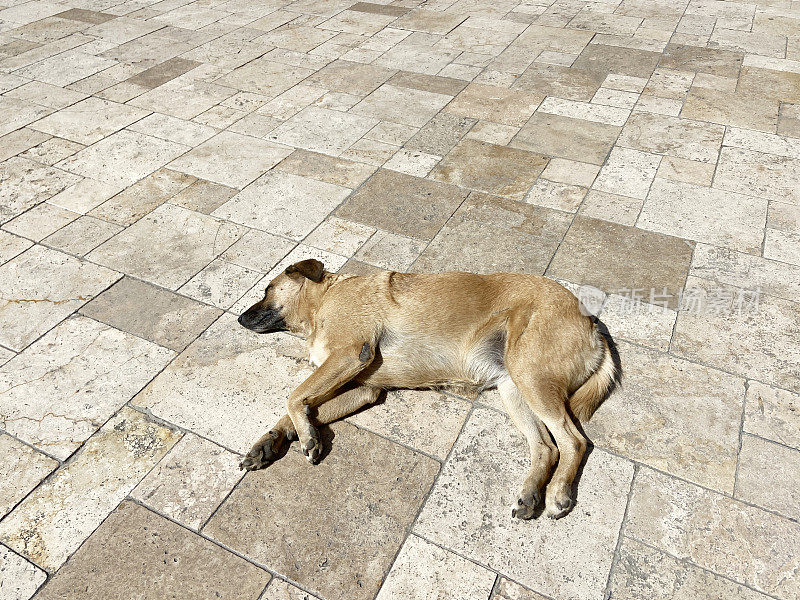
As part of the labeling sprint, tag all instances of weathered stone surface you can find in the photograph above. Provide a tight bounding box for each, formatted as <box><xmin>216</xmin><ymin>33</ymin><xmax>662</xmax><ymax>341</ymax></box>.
<box><xmin>414</xmin><ymin>407</ymin><xmax>634</xmax><ymax>600</ymax></box>
<box><xmin>0</xmin><ymin>157</ymin><xmax>80</xmax><ymax>223</ymax></box>
<box><xmin>736</xmin><ymin>434</ymin><xmax>800</xmax><ymax>518</ymax></box>
<box><xmin>511</xmin><ymin>112</ymin><xmax>620</xmax><ymax>165</ymax></box>
<box><xmin>0</xmin><ymin>435</ymin><xmax>57</xmax><ymax>519</ymax></box>
<box><xmin>0</xmin><ymin>408</ymin><xmax>179</xmax><ymax>570</ymax></box>
<box><xmin>743</xmin><ymin>382</ymin><xmax>800</xmax><ymax>450</ymax></box>
<box><xmin>0</xmin><ymin>544</ymin><xmax>46</xmax><ymax>600</ymax></box>
<box><xmin>205</xmin><ymin>422</ymin><xmax>439</xmax><ymax>600</ymax></box>
<box><xmin>36</xmin><ymin>501</ymin><xmax>269</xmax><ymax>600</ymax></box>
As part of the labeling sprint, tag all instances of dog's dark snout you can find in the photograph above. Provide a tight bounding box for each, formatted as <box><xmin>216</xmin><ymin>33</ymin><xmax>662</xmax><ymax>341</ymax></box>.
<box><xmin>238</xmin><ymin>305</ymin><xmax>287</xmax><ymax>333</ymax></box>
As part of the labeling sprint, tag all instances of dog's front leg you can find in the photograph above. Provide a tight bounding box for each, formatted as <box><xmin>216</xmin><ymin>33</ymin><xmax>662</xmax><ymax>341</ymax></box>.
<box><xmin>288</xmin><ymin>342</ymin><xmax>374</xmax><ymax>463</ymax></box>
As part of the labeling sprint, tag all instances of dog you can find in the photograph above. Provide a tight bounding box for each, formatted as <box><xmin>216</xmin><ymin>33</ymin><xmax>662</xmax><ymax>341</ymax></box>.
<box><xmin>237</xmin><ymin>259</ymin><xmax>618</xmax><ymax>519</ymax></box>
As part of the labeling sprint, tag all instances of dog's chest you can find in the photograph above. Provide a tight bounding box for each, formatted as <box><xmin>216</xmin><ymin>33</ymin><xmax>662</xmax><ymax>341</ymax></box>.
<box><xmin>308</xmin><ymin>339</ymin><xmax>329</xmax><ymax>367</ymax></box>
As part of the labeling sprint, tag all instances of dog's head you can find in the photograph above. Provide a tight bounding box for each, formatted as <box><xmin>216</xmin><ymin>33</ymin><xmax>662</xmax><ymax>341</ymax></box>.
<box><xmin>238</xmin><ymin>258</ymin><xmax>326</xmax><ymax>334</ymax></box>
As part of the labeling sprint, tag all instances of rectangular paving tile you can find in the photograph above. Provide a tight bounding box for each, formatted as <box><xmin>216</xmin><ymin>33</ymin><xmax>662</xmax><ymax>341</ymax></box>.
<box><xmin>681</xmin><ymin>87</ymin><xmax>779</xmax><ymax>133</ymax></box>
<box><xmin>305</xmin><ymin>59</ymin><xmax>395</xmax><ymax>95</ymax></box>
<box><xmin>547</xmin><ymin>216</ymin><xmax>693</xmax><ymax>308</ymax></box>
<box><xmin>639</xmin><ymin>178</ymin><xmax>767</xmax><ymax>254</ymax></box>
<box><xmin>0</xmin><ymin>544</ymin><xmax>46</xmax><ymax>600</ymax></box>
<box><xmin>216</xmin><ymin>57</ymin><xmax>314</xmax><ymax>98</ymax></box>
<box><xmin>0</xmin><ymin>315</ymin><xmax>174</xmax><ymax>459</ymax></box>
<box><xmin>0</xmin><ymin>435</ymin><xmax>57</xmax><ymax>519</ymax></box>
<box><xmin>36</xmin><ymin>501</ymin><xmax>269</xmax><ymax>600</ymax></box>
<box><xmin>617</xmin><ymin>111</ymin><xmax>724</xmax><ymax>163</ymax></box>
<box><xmin>351</xmin><ymin>83</ymin><xmax>452</xmax><ymax>127</ymax></box>
<box><xmin>267</xmin><ymin>106</ymin><xmax>379</xmax><ymax>157</ymax></box>
<box><xmin>168</xmin><ymin>132</ymin><xmax>293</xmax><ymax>189</ymax></box>
<box><xmin>43</xmin><ymin>215</ymin><xmax>122</xmax><ymax>256</ymax></box>
<box><xmin>444</xmin><ymin>83</ymin><xmax>542</xmax><ymax>126</ymax></box>
<box><xmin>212</xmin><ymin>170</ymin><xmax>351</xmax><ymax>240</ymax></box>
<box><xmin>336</xmin><ymin>169</ymin><xmax>468</xmax><ymax>240</ymax></box>
<box><xmin>0</xmin><ymin>407</ymin><xmax>179</xmax><ymax>571</ymax></box>
<box><xmin>0</xmin><ymin>156</ymin><xmax>81</xmax><ymax>223</ymax></box>
<box><xmin>626</xmin><ymin>467</ymin><xmax>800</xmax><ymax>599</ymax></box>
<box><xmin>88</xmin><ymin>203</ymin><xmax>245</xmax><ymax>290</ymax></box>
<box><xmin>430</xmin><ymin>139</ymin><xmax>549</xmax><ymax>199</ymax></box>
<box><xmin>404</xmin><ymin>112</ymin><xmax>475</xmax><ymax>157</ymax></box>
<box><xmin>205</xmin><ymin>421</ymin><xmax>438</xmax><ymax>600</ymax></box>
<box><xmin>29</xmin><ymin>97</ymin><xmax>148</xmax><ymax>145</ymax></box>
<box><xmin>80</xmin><ymin>276</ymin><xmax>222</xmax><ymax>352</ymax></box>
<box><xmin>125</xmin><ymin>56</ymin><xmax>201</xmax><ymax>88</ymax></box>
<box><xmin>0</xmin><ymin>245</ymin><xmax>119</xmax><ymax>351</ymax></box>
<box><xmin>593</xmin><ymin>147</ymin><xmax>661</xmax><ymax>199</ymax></box>
<box><xmin>414</xmin><ymin>407</ymin><xmax>633</xmax><ymax>600</ymax></box>
<box><xmin>659</xmin><ymin>43</ymin><xmax>744</xmax><ymax>78</ymax></box>
<box><xmin>744</xmin><ymin>382</ymin><xmax>800</xmax><ymax>451</ymax></box>
<box><xmin>511</xmin><ymin>112</ymin><xmax>621</xmax><ymax>165</ymax></box>
<box><xmin>413</xmin><ymin>192</ymin><xmax>571</xmax><ymax>274</ymax></box>
<box><xmin>737</xmin><ymin>434</ymin><xmax>800</xmax><ymax>519</ymax></box>
<box><xmin>713</xmin><ymin>146</ymin><xmax>800</xmax><ymax>204</ymax></box>
<box><xmin>513</xmin><ymin>63</ymin><xmax>606</xmax><ymax>102</ymax></box>
<box><xmin>585</xmin><ymin>341</ymin><xmax>744</xmax><ymax>493</ymax></box>
<box><xmin>128</xmin><ymin>75</ymin><xmax>237</xmax><ymax>120</ymax></box>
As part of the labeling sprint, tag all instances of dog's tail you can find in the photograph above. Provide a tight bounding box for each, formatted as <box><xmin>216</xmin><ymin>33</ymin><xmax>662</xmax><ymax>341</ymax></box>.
<box><xmin>568</xmin><ymin>333</ymin><xmax>618</xmax><ymax>423</ymax></box>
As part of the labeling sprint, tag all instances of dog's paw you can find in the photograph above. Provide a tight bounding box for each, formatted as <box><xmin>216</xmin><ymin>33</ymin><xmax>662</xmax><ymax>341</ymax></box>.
<box><xmin>239</xmin><ymin>430</ymin><xmax>283</xmax><ymax>471</ymax></box>
<box><xmin>511</xmin><ymin>489</ymin><xmax>540</xmax><ymax>520</ymax></box>
<box><xmin>300</xmin><ymin>428</ymin><xmax>322</xmax><ymax>464</ymax></box>
<box><xmin>545</xmin><ymin>483</ymin><xmax>574</xmax><ymax>519</ymax></box>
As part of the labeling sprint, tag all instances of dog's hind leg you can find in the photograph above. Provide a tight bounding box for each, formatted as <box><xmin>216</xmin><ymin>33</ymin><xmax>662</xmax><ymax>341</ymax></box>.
<box><xmin>240</xmin><ymin>385</ymin><xmax>381</xmax><ymax>470</ymax></box>
<box><xmin>497</xmin><ymin>378</ymin><xmax>559</xmax><ymax>519</ymax></box>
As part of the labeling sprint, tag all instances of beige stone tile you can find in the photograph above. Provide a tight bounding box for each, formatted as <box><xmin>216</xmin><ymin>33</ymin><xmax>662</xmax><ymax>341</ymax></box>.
<box><xmin>492</xmin><ymin>578</ymin><xmax>549</xmax><ymax>600</ymax></box>
<box><xmin>591</xmin><ymin>87</ymin><xmax>640</xmax><ymax>109</ymax></box>
<box><xmin>267</xmin><ymin>106</ymin><xmax>378</xmax><ymax>157</ymax></box>
<box><xmin>541</xmin><ymin>158</ymin><xmax>600</xmax><ymax>187</ymax></box>
<box><xmin>89</xmin><ymin>203</ymin><xmax>245</xmax><ymax>290</ymax></box>
<box><xmin>523</xmin><ymin>179</ymin><xmax>586</xmax><ymax>213</ymax></box>
<box><xmin>392</xmin><ymin>9</ymin><xmax>467</xmax><ymax>35</ymax></box>
<box><xmin>656</xmin><ymin>156</ymin><xmax>715</xmax><ymax>186</ymax></box>
<box><xmin>681</xmin><ymin>87</ymin><xmax>779</xmax><ymax>133</ymax></box>
<box><xmin>125</xmin><ymin>56</ymin><xmax>202</xmax><ymax>88</ymax></box>
<box><xmin>737</xmin><ymin>434</ymin><xmax>800</xmax><ymax>518</ymax></box>
<box><xmin>132</xmin><ymin>433</ymin><xmax>244</xmax><ymax>530</ymax></box>
<box><xmin>690</xmin><ymin>243</ymin><xmax>800</xmax><ymax>305</ymax></box>
<box><xmin>36</xmin><ymin>501</ymin><xmax>269</xmax><ymax>600</ymax></box>
<box><xmin>179</xmin><ymin>258</ymin><xmax>263</xmax><ymax>309</ymax></box>
<box><xmin>587</xmin><ymin>341</ymin><xmax>743</xmax><ymax>492</ymax></box>
<box><xmin>273</xmin><ymin>150</ymin><xmax>375</xmax><ymax>189</ymax></box>
<box><xmin>30</xmin><ymin>97</ymin><xmax>148</xmax><ymax>145</ymax></box>
<box><xmin>538</xmin><ymin>96</ymin><xmax>630</xmax><ymax>126</ymax></box>
<box><xmin>714</xmin><ymin>147</ymin><xmax>800</xmax><ymax>204</ymax></box>
<box><xmin>744</xmin><ymin>382</ymin><xmax>800</xmax><ymax>450</ymax></box>
<box><xmin>618</xmin><ymin>112</ymin><xmax>723</xmax><ymax>163</ymax></box>
<box><xmin>0</xmin><ymin>544</ymin><xmax>46</xmax><ymax>600</ymax></box>
<box><xmin>778</xmin><ymin>102</ymin><xmax>800</xmax><ymax>138</ymax></box>
<box><xmin>639</xmin><ymin>179</ymin><xmax>766</xmax><ymax>254</ymax></box>
<box><xmin>608</xmin><ymin>537</ymin><xmax>773</xmax><ymax>600</ymax></box>
<box><xmin>135</xmin><ymin>313</ymin><xmax>311</xmax><ymax>453</ymax></box>
<box><xmin>348</xmin><ymin>389</ymin><xmax>470</xmax><ymax>459</ymax></box>
<box><xmin>0</xmin><ymin>128</ymin><xmax>51</xmax><ymax>163</ymax></box>
<box><xmin>353</xmin><ymin>229</ymin><xmax>425</xmax><ymax>270</ymax></box>
<box><xmin>127</xmin><ymin>75</ymin><xmax>237</xmax><ymax>120</ymax></box>
<box><xmin>205</xmin><ymin>421</ymin><xmax>438</xmax><ymax>600</ymax></box>
<box><xmin>376</xmin><ymin>534</ymin><xmax>496</xmax><ymax>600</ymax></box>
<box><xmin>511</xmin><ymin>112</ymin><xmax>620</xmax><ymax>165</ymax></box>
<box><xmin>56</xmin><ymin>130</ymin><xmax>190</xmax><ymax>189</ymax></box>
<box><xmin>212</xmin><ymin>171</ymin><xmax>350</xmax><ymax>241</ymax></box>
<box><xmin>14</xmin><ymin>49</ymin><xmax>117</xmax><ymax>87</ymax></box>
<box><xmin>80</xmin><ymin>276</ymin><xmax>221</xmax><ymax>352</ymax></box>
<box><xmin>414</xmin><ymin>193</ymin><xmax>570</xmax><ymax>275</ymax></box>
<box><xmin>672</xmin><ymin>277</ymin><xmax>800</xmax><ymax>393</ymax></box>
<box><xmin>340</xmin><ymin>137</ymin><xmax>396</xmax><ymax>166</ymax></box>
<box><xmin>404</xmin><ymin>112</ymin><xmax>475</xmax><ymax>157</ymax></box>
<box><xmin>0</xmin><ymin>408</ymin><xmax>179</xmax><ymax>571</ymax></box>
<box><xmin>2</xmin><ymin>202</ymin><xmax>77</xmax><ymax>241</ymax></box>
<box><xmin>215</xmin><ymin>57</ymin><xmax>315</xmax><ymax>97</ymax></box>
<box><xmin>445</xmin><ymin>83</ymin><xmax>542</xmax><ymax>127</ymax></box>
<box><xmin>548</xmin><ymin>216</ymin><xmax>693</xmax><ymax>308</ymax></box>
<box><xmin>363</xmin><ymin>120</ymin><xmax>419</xmax><ymax>146</ymax></box>
<box><xmin>0</xmin><ymin>435</ymin><xmax>57</xmax><ymax>519</ymax></box>
<box><xmin>351</xmin><ymin>83</ymin><xmax>452</xmax><ymax>127</ymax></box>
<box><xmin>168</xmin><ymin>179</ymin><xmax>238</xmax><ymax>214</ymax></box>
<box><xmin>0</xmin><ymin>315</ymin><xmax>174</xmax><ymax>459</ymax></box>
<box><xmin>260</xmin><ymin>579</ymin><xmax>321</xmax><ymax>600</ymax></box>
<box><xmin>257</xmin><ymin>84</ymin><xmax>326</xmax><ymax>120</ymax></box>
<box><xmin>305</xmin><ymin>58</ymin><xmax>395</xmax><ymax>95</ymax></box>
<box><xmin>0</xmin><ymin>157</ymin><xmax>81</xmax><ymax>223</ymax></box>
<box><xmin>46</xmin><ymin>178</ymin><xmax>121</xmax><ymax>215</ymax></box>
<box><xmin>127</xmin><ymin>112</ymin><xmax>217</xmax><ymax>147</ymax></box>
<box><xmin>738</xmin><ymin>66</ymin><xmax>800</xmax><ymax>105</ymax></box>
<box><xmin>633</xmin><ymin>94</ymin><xmax>683</xmax><ymax>117</ymax></box>
<box><xmin>414</xmin><ymin>407</ymin><xmax>633</xmax><ymax>600</ymax></box>
<box><xmin>4</xmin><ymin>80</ymin><xmax>88</xmax><ymax>109</ymax></box>
<box><xmin>626</xmin><ymin>467</ymin><xmax>800</xmax><ymax>599</ymax></box>
<box><xmin>215</xmin><ymin>226</ymin><xmax>293</xmax><ymax>273</ymax></box>
<box><xmin>598</xmin><ymin>294</ymin><xmax>676</xmax><ymax>351</ymax></box>
<box><xmin>431</xmin><ymin>139</ymin><xmax>548</xmax><ymax>199</ymax></box>
<box><xmin>466</xmin><ymin>120</ymin><xmax>520</xmax><ymax>145</ymax></box>
<box><xmin>18</xmin><ymin>137</ymin><xmax>84</xmax><ymax>167</ymax></box>
<box><xmin>304</xmin><ymin>217</ymin><xmax>374</xmax><ymax>257</ymax></box>
<box><xmin>0</xmin><ymin>97</ymin><xmax>54</xmax><ymax>138</ymax></box>
<box><xmin>0</xmin><ymin>231</ymin><xmax>31</xmax><ymax>267</ymax></box>
<box><xmin>167</xmin><ymin>132</ymin><xmax>292</xmax><ymax>189</ymax></box>
<box><xmin>602</xmin><ymin>73</ymin><xmax>649</xmax><ymax>93</ymax></box>
<box><xmin>336</xmin><ymin>169</ymin><xmax>468</xmax><ymax>240</ymax></box>
<box><xmin>0</xmin><ymin>245</ymin><xmax>119</xmax><ymax>351</ymax></box>
<box><xmin>764</xmin><ymin>227</ymin><xmax>800</xmax><ymax>266</ymax></box>
<box><xmin>513</xmin><ymin>63</ymin><xmax>605</xmax><ymax>102</ymax></box>
<box><xmin>593</xmin><ymin>147</ymin><xmax>661</xmax><ymax>200</ymax></box>
<box><xmin>659</xmin><ymin>43</ymin><xmax>744</xmax><ymax>79</ymax></box>
<box><xmin>89</xmin><ymin>168</ymin><xmax>196</xmax><ymax>226</ymax></box>
<box><xmin>383</xmin><ymin>148</ymin><xmax>441</xmax><ymax>177</ymax></box>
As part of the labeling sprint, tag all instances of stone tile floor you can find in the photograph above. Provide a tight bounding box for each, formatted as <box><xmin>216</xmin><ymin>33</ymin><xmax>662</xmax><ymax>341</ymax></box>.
<box><xmin>0</xmin><ymin>0</ymin><xmax>799</xmax><ymax>598</ymax></box>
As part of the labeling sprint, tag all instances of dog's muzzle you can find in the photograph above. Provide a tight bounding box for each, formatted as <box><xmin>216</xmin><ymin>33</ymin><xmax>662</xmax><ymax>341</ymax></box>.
<box><xmin>238</xmin><ymin>307</ymin><xmax>287</xmax><ymax>333</ymax></box>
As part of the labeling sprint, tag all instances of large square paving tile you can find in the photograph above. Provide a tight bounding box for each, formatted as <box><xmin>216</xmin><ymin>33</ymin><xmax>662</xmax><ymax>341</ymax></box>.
<box><xmin>0</xmin><ymin>315</ymin><xmax>174</xmax><ymax>460</ymax></box>
<box><xmin>351</xmin><ymin>83</ymin><xmax>454</xmax><ymax>127</ymax></box>
<box><xmin>414</xmin><ymin>407</ymin><xmax>634</xmax><ymax>600</ymax></box>
<box><xmin>88</xmin><ymin>203</ymin><xmax>246</xmax><ymax>290</ymax></box>
<box><xmin>0</xmin><ymin>244</ymin><xmax>119</xmax><ymax>351</ymax></box>
<box><xmin>204</xmin><ymin>421</ymin><xmax>439</xmax><ymax>600</ymax></box>
<box><xmin>336</xmin><ymin>169</ymin><xmax>468</xmax><ymax>239</ymax></box>
<box><xmin>36</xmin><ymin>501</ymin><xmax>269</xmax><ymax>600</ymax></box>
<box><xmin>511</xmin><ymin>112</ymin><xmax>620</xmax><ymax>165</ymax></box>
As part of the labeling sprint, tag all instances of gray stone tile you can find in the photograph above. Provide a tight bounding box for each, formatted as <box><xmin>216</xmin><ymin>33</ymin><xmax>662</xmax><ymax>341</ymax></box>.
<box><xmin>336</xmin><ymin>169</ymin><xmax>468</xmax><ymax>240</ymax></box>
<box><xmin>88</xmin><ymin>203</ymin><xmax>245</xmax><ymax>290</ymax></box>
<box><xmin>132</xmin><ymin>433</ymin><xmax>245</xmax><ymax>529</ymax></box>
<box><xmin>585</xmin><ymin>341</ymin><xmax>744</xmax><ymax>493</ymax></box>
<box><xmin>0</xmin><ymin>407</ymin><xmax>179</xmax><ymax>571</ymax></box>
<box><xmin>414</xmin><ymin>407</ymin><xmax>633</xmax><ymax>600</ymax></box>
<box><xmin>126</xmin><ymin>56</ymin><xmax>201</xmax><ymax>88</ymax></box>
<box><xmin>36</xmin><ymin>501</ymin><xmax>269</xmax><ymax>600</ymax></box>
<box><xmin>547</xmin><ymin>216</ymin><xmax>694</xmax><ymax>309</ymax></box>
<box><xmin>80</xmin><ymin>276</ymin><xmax>222</xmax><ymax>352</ymax></box>
<box><xmin>205</xmin><ymin>421</ymin><xmax>439</xmax><ymax>600</ymax></box>
<box><xmin>43</xmin><ymin>215</ymin><xmax>122</xmax><ymax>256</ymax></box>
<box><xmin>0</xmin><ymin>315</ymin><xmax>174</xmax><ymax>459</ymax></box>
<box><xmin>0</xmin><ymin>244</ymin><xmax>119</xmax><ymax>351</ymax></box>
<box><xmin>737</xmin><ymin>434</ymin><xmax>800</xmax><ymax>518</ymax></box>
<box><xmin>413</xmin><ymin>192</ymin><xmax>571</xmax><ymax>274</ymax></box>
<box><xmin>404</xmin><ymin>112</ymin><xmax>476</xmax><ymax>157</ymax></box>
<box><xmin>0</xmin><ymin>435</ymin><xmax>57</xmax><ymax>519</ymax></box>
<box><xmin>626</xmin><ymin>467</ymin><xmax>800</xmax><ymax>599</ymax></box>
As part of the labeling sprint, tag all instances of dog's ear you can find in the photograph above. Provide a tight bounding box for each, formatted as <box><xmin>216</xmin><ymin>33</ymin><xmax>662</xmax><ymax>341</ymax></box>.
<box><xmin>285</xmin><ymin>259</ymin><xmax>325</xmax><ymax>283</ymax></box>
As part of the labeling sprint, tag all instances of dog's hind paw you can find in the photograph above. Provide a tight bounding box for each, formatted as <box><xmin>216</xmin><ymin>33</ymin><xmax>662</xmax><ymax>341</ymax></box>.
<box><xmin>239</xmin><ymin>430</ymin><xmax>284</xmax><ymax>471</ymax></box>
<box><xmin>545</xmin><ymin>484</ymin><xmax>575</xmax><ymax>519</ymax></box>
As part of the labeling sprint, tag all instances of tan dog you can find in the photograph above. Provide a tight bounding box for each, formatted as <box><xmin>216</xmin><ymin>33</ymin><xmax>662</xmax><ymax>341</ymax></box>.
<box><xmin>238</xmin><ymin>259</ymin><xmax>618</xmax><ymax>519</ymax></box>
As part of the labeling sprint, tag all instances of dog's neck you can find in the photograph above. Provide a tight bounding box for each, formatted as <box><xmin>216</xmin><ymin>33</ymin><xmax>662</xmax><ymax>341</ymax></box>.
<box><xmin>293</xmin><ymin>273</ymin><xmax>343</xmax><ymax>337</ymax></box>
